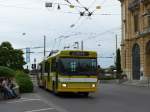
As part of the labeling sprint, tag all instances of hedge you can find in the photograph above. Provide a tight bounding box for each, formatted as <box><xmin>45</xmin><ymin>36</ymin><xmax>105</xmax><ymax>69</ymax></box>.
<box><xmin>15</xmin><ymin>71</ymin><xmax>33</xmax><ymax>93</ymax></box>
<box><xmin>0</xmin><ymin>66</ymin><xmax>15</xmax><ymax>77</ymax></box>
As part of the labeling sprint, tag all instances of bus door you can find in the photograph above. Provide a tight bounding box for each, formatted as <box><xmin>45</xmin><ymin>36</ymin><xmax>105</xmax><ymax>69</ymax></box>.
<box><xmin>52</xmin><ymin>58</ymin><xmax>58</xmax><ymax>89</ymax></box>
<box><xmin>55</xmin><ymin>60</ymin><xmax>59</xmax><ymax>89</ymax></box>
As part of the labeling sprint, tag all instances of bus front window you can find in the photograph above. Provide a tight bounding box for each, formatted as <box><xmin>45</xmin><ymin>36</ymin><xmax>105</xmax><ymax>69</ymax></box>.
<box><xmin>59</xmin><ymin>58</ymin><xmax>97</xmax><ymax>75</ymax></box>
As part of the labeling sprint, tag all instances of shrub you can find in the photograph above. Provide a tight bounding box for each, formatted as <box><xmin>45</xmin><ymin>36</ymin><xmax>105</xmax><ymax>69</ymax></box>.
<box><xmin>15</xmin><ymin>71</ymin><xmax>33</xmax><ymax>93</ymax></box>
<box><xmin>0</xmin><ymin>66</ymin><xmax>15</xmax><ymax>77</ymax></box>
<box><xmin>23</xmin><ymin>69</ymin><xmax>30</xmax><ymax>74</ymax></box>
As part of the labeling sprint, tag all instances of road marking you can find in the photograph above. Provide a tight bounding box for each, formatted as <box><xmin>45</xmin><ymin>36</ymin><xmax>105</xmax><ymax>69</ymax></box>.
<box><xmin>20</xmin><ymin>97</ymin><xmax>34</xmax><ymax>100</ymax></box>
<box><xmin>7</xmin><ymin>99</ymin><xmax>41</xmax><ymax>103</ymax></box>
<box><xmin>24</xmin><ymin>108</ymin><xmax>55</xmax><ymax>112</ymax></box>
<box><xmin>20</xmin><ymin>97</ymin><xmax>41</xmax><ymax>100</ymax></box>
<box><xmin>34</xmin><ymin>94</ymin><xmax>69</xmax><ymax>112</ymax></box>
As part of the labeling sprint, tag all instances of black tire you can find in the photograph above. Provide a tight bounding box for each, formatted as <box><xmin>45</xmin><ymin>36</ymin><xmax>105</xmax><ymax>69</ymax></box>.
<box><xmin>37</xmin><ymin>82</ymin><xmax>40</xmax><ymax>87</ymax></box>
<box><xmin>38</xmin><ymin>84</ymin><xmax>41</xmax><ymax>88</ymax></box>
<box><xmin>42</xmin><ymin>81</ymin><xmax>46</xmax><ymax>89</ymax></box>
<box><xmin>83</xmin><ymin>92</ymin><xmax>89</xmax><ymax>97</ymax></box>
<box><xmin>52</xmin><ymin>82</ymin><xmax>57</xmax><ymax>95</ymax></box>
<box><xmin>37</xmin><ymin>80</ymin><xmax>43</xmax><ymax>88</ymax></box>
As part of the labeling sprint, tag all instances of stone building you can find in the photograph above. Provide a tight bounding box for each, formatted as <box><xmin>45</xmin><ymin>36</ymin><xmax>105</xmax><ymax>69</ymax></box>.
<box><xmin>119</xmin><ymin>0</ymin><xmax>150</xmax><ymax>80</ymax></box>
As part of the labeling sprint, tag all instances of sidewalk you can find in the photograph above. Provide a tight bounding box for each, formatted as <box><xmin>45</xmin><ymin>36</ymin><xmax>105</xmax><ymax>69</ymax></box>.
<box><xmin>0</xmin><ymin>76</ymin><xmax>67</xmax><ymax>112</ymax></box>
<box><xmin>121</xmin><ymin>80</ymin><xmax>150</xmax><ymax>88</ymax></box>
<box><xmin>0</xmin><ymin>93</ymin><xmax>65</xmax><ymax>112</ymax></box>
<box><xmin>100</xmin><ymin>79</ymin><xmax>150</xmax><ymax>88</ymax></box>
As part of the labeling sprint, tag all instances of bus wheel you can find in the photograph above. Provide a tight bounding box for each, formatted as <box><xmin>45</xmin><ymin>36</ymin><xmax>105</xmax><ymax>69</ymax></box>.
<box><xmin>44</xmin><ymin>81</ymin><xmax>47</xmax><ymax>89</ymax></box>
<box><xmin>52</xmin><ymin>82</ymin><xmax>57</xmax><ymax>95</ymax></box>
<box><xmin>38</xmin><ymin>84</ymin><xmax>41</xmax><ymax>88</ymax></box>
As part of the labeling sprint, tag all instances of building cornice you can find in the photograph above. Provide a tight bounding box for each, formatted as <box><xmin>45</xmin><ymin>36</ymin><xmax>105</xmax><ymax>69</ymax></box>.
<box><xmin>118</xmin><ymin>0</ymin><xmax>124</xmax><ymax>3</ymax></box>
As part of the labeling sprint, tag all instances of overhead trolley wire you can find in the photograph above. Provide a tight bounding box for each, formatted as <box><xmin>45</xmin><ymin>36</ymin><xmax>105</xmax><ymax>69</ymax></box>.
<box><xmin>101</xmin><ymin>0</ymin><xmax>107</xmax><ymax>5</ymax></box>
<box><xmin>0</xmin><ymin>3</ymin><xmax>42</xmax><ymax>10</ymax></box>
<box><xmin>83</xmin><ymin>27</ymin><xmax>121</xmax><ymax>42</ymax></box>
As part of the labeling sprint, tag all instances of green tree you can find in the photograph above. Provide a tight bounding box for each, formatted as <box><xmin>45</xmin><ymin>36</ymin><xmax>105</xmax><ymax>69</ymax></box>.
<box><xmin>0</xmin><ymin>41</ymin><xmax>26</xmax><ymax>70</ymax></box>
<box><xmin>116</xmin><ymin>48</ymin><xmax>122</xmax><ymax>78</ymax></box>
<box><xmin>0</xmin><ymin>66</ymin><xmax>15</xmax><ymax>77</ymax></box>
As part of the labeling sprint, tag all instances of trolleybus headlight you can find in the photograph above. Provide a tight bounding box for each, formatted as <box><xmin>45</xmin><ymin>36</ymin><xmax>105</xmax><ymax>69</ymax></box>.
<box><xmin>62</xmin><ymin>84</ymin><xmax>67</xmax><ymax>87</ymax></box>
<box><xmin>92</xmin><ymin>84</ymin><xmax>96</xmax><ymax>88</ymax></box>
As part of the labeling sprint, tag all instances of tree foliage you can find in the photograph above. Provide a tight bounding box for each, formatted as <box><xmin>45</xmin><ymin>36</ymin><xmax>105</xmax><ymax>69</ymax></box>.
<box><xmin>0</xmin><ymin>66</ymin><xmax>15</xmax><ymax>77</ymax></box>
<box><xmin>0</xmin><ymin>41</ymin><xmax>26</xmax><ymax>70</ymax></box>
<box><xmin>116</xmin><ymin>48</ymin><xmax>122</xmax><ymax>78</ymax></box>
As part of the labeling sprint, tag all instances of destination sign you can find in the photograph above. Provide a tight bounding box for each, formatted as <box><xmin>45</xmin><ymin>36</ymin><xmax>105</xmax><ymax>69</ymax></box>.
<box><xmin>70</xmin><ymin>51</ymin><xmax>89</xmax><ymax>56</ymax></box>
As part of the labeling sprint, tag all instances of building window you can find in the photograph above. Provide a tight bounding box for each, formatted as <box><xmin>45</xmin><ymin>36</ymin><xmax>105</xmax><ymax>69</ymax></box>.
<box><xmin>134</xmin><ymin>13</ymin><xmax>139</xmax><ymax>32</ymax></box>
<box><xmin>147</xmin><ymin>9</ymin><xmax>150</xmax><ymax>27</ymax></box>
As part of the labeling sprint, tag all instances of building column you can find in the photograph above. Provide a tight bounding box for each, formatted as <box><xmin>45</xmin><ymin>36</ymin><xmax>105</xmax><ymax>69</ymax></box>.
<box><xmin>144</xmin><ymin>40</ymin><xmax>150</xmax><ymax>80</ymax></box>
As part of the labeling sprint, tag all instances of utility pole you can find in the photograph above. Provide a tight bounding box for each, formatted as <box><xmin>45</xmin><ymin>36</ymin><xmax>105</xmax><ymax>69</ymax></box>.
<box><xmin>34</xmin><ymin>58</ymin><xmax>36</xmax><ymax>66</ymax></box>
<box><xmin>81</xmin><ymin>40</ymin><xmax>84</xmax><ymax>51</ymax></box>
<box><xmin>44</xmin><ymin>35</ymin><xmax>46</xmax><ymax>60</ymax></box>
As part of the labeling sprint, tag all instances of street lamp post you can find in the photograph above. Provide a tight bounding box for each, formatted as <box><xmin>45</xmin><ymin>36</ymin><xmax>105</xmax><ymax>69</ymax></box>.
<box><xmin>44</xmin><ymin>35</ymin><xmax>46</xmax><ymax>60</ymax></box>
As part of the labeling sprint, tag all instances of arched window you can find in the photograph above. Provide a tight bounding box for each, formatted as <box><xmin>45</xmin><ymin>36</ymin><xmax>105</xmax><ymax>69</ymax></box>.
<box><xmin>132</xmin><ymin>43</ymin><xmax>140</xmax><ymax>80</ymax></box>
<box><xmin>146</xmin><ymin>40</ymin><xmax>150</xmax><ymax>54</ymax></box>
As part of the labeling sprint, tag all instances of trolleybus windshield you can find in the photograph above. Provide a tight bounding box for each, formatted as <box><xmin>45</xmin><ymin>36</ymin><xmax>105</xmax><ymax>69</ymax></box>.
<box><xmin>59</xmin><ymin>58</ymin><xmax>97</xmax><ymax>75</ymax></box>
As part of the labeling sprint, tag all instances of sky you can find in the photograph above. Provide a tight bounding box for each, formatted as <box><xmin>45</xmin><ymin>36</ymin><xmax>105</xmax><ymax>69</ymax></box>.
<box><xmin>0</xmin><ymin>0</ymin><xmax>121</xmax><ymax>68</ymax></box>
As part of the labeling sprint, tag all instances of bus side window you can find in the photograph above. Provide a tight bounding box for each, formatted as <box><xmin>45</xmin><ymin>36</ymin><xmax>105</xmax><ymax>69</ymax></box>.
<box><xmin>45</xmin><ymin>61</ymin><xmax>50</xmax><ymax>81</ymax></box>
<box><xmin>45</xmin><ymin>62</ymin><xmax>48</xmax><ymax>73</ymax></box>
<box><xmin>48</xmin><ymin>63</ymin><xmax>50</xmax><ymax>81</ymax></box>
<box><xmin>51</xmin><ymin>58</ymin><xmax>56</xmax><ymax>72</ymax></box>
<box><xmin>49</xmin><ymin>60</ymin><xmax>52</xmax><ymax>73</ymax></box>
<box><xmin>39</xmin><ymin>64</ymin><xmax>42</xmax><ymax>73</ymax></box>
<box><xmin>40</xmin><ymin>64</ymin><xmax>42</xmax><ymax>79</ymax></box>
<box><xmin>41</xmin><ymin>62</ymin><xmax>45</xmax><ymax>79</ymax></box>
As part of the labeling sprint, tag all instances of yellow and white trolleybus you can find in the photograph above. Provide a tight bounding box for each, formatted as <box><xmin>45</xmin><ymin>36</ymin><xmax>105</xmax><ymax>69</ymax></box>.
<box><xmin>37</xmin><ymin>50</ymin><xmax>98</xmax><ymax>96</ymax></box>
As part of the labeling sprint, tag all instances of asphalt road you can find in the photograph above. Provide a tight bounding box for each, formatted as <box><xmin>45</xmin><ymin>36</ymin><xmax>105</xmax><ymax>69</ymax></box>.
<box><xmin>0</xmin><ymin>84</ymin><xmax>150</xmax><ymax>112</ymax></box>
<box><xmin>36</xmin><ymin>84</ymin><xmax>150</xmax><ymax>112</ymax></box>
